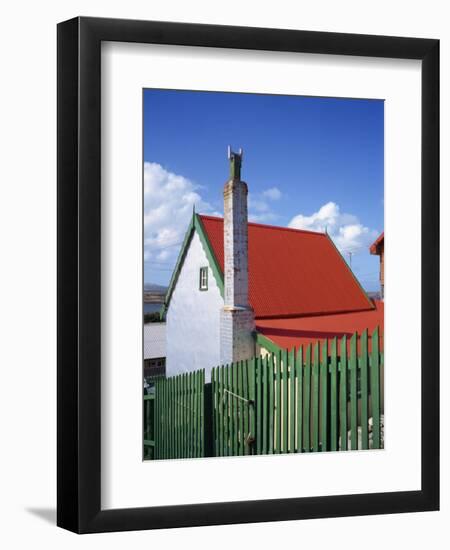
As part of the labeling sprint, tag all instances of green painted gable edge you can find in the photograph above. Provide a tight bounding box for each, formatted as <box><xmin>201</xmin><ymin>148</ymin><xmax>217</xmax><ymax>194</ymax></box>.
<box><xmin>325</xmin><ymin>232</ymin><xmax>375</xmax><ymax>311</ymax></box>
<box><xmin>160</xmin><ymin>213</ymin><xmax>224</xmax><ymax>320</ymax></box>
<box><xmin>159</xmin><ymin>215</ymin><xmax>195</xmax><ymax>320</ymax></box>
<box><xmin>195</xmin><ymin>214</ymin><xmax>225</xmax><ymax>297</ymax></box>
<box><xmin>255</xmin><ymin>332</ymin><xmax>283</xmax><ymax>354</ymax></box>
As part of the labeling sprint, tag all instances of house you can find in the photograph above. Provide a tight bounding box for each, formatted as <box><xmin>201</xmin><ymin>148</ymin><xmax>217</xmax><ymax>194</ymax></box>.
<box><xmin>144</xmin><ymin>322</ymin><xmax>166</xmax><ymax>381</ymax></box>
<box><xmin>370</xmin><ymin>232</ymin><xmax>384</xmax><ymax>299</ymax></box>
<box><xmin>161</xmin><ymin>149</ymin><xmax>383</xmax><ymax>380</ymax></box>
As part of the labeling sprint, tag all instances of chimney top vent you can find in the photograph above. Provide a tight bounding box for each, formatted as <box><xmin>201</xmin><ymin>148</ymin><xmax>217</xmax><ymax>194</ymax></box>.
<box><xmin>227</xmin><ymin>146</ymin><xmax>243</xmax><ymax>180</ymax></box>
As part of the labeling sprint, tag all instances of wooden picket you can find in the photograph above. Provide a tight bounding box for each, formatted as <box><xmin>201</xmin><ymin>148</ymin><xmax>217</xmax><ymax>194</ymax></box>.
<box><xmin>146</xmin><ymin>327</ymin><xmax>383</xmax><ymax>460</ymax></box>
<box><xmin>143</xmin><ymin>394</ymin><xmax>155</xmax><ymax>459</ymax></box>
<box><xmin>152</xmin><ymin>369</ymin><xmax>205</xmax><ymax>459</ymax></box>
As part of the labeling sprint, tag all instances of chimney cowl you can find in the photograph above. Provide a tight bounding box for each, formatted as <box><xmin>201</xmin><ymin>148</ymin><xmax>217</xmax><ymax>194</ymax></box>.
<box><xmin>227</xmin><ymin>146</ymin><xmax>244</xmax><ymax>181</ymax></box>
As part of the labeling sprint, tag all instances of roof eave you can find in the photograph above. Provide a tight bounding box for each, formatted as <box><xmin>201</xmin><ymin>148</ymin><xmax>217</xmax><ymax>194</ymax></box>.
<box><xmin>194</xmin><ymin>214</ymin><xmax>224</xmax><ymax>297</ymax></box>
<box><xmin>255</xmin><ymin>331</ymin><xmax>283</xmax><ymax>354</ymax></box>
<box><xmin>370</xmin><ymin>232</ymin><xmax>384</xmax><ymax>255</ymax></box>
<box><xmin>324</xmin><ymin>232</ymin><xmax>375</xmax><ymax>311</ymax></box>
<box><xmin>160</xmin><ymin>214</ymin><xmax>196</xmax><ymax>320</ymax></box>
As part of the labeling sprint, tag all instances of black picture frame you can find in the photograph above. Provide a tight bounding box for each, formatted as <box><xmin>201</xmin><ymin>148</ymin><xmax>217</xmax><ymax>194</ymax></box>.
<box><xmin>57</xmin><ymin>16</ymin><xmax>439</xmax><ymax>533</ymax></box>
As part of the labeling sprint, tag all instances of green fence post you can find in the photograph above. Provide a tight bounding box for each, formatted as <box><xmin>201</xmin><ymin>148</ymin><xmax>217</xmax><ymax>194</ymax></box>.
<box><xmin>179</xmin><ymin>374</ymin><xmax>183</xmax><ymax>458</ymax></box>
<box><xmin>218</xmin><ymin>366</ymin><xmax>224</xmax><ymax>457</ymax></box>
<box><xmin>330</xmin><ymin>337</ymin><xmax>338</xmax><ymax>452</ymax></box>
<box><xmin>320</xmin><ymin>339</ymin><xmax>328</xmax><ymax>452</ymax></box>
<box><xmin>256</xmin><ymin>357</ymin><xmax>262</xmax><ymax>455</ymax></box>
<box><xmin>243</xmin><ymin>360</ymin><xmax>249</xmax><ymax>455</ymax></box>
<box><xmin>339</xmin><ymin>336</ymin><xmax>348</xmax><ymax>451</ymax></box>
<box><xmin>289</xmin><ymin>348</ymin><xmax>295</xmax><ymax>453</ymax></box>
<box><xmin>158</xmin><ymin>378</ymin><xmax>162</xmax><ymax>460</ymax></box>
<box><xmin>276</xmin><ymin>350</ymin><xmax>282</xmax><ymax>454</ymax></box>
<box><xmin>268</xmin><ymin>354</ymin><xmax>274</xmax><ymax>454</ymax></box>
<box><xmin>164</xmin><ymin>377</ymin><xmax>168</xmax><ymax>459</ymax></box>
<box><xmin>312</xmin><ymin>342</ymin><xmax>320</xmax><ymax>452</ymax></box>
<box><xmin>212</xmin><ymin>368</ymin><xmax>216</xmax><ymax>456</ymax></box>
<box><xmin>350</xmin><ymin>332</ymin><xmax>358</xmax><ymax>451</ymax></box>
<box><xmin>360</xmin><ymin>329</ymin><xmax>369</xmax><ymax>450</ymax></box>
<box><xmin>167</xmin><ymin>377</ymin><xmax>171</xmax><ymax>459</ymax></box>
<box><xmin>371</xmin><ymin>327</ymin><xmax>381</xmax><ymax>449</ymax></box>
<box><xmin>233</xmin><ymin>362</ymin><xmax>239</xmax><ymax>456</ymax></box>
<box><xmin>249</xmin><ymin>357</ymin><xmax>256</xmax><ymax>455</ymax></box>
<box><xmin>224</xmin><ymin>365</ymin><xmax>230</xmax><ymax>457</ymax></box>
<box><xmin>194</xmin><ymin>371</ymin><xmax>198</xmax><ymax>457</ymax></box>
<box><xmin>203</xmin><ymin>379</ymin><xmax>213</xmax><ymax>458</ymax></box>
<box><xmin>296</xmin><ymin>346</ymin><xmax>303</xmax><ymax>453</ymax></box>
<box><xmin>154</xmin><ymin>380</ymin><xmax>158</xmax><ymax>459</ymax></box>
<box><xmin>303</xmin><ymin>345</ymin><xmax>311</xmax><ymax>452</ymax></box>
<box><xmin>191</xmin><ymin>371</ymin><xmax>196</xmax><ymax>458</ymax></box>
<box><xmin>201</xmin><ymin>370</ymin><xmax>205</xmax><ymax>456</ymax></box>
<box><xmin>179</xmin><ymin>374</ymin><xmax>183</xmax><ymax>459</ymax></box>
<box><xmin>262</xmin><ymin>356</ymin><xmax>268</xmax><ymax>455</ymax></box>
<box><xmin>238</xmin><ymin>361</ymin><xmax>244</xmax><ymax>456</ymax></box>
<box><xmin>282</xmin><ymin>349</ymin><xmax>289</xmax><ymax>454</ymax></box>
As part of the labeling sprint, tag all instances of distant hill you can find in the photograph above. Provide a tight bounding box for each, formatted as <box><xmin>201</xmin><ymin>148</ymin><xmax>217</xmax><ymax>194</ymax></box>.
<box><xmin>144</xmin><ymin>283</ymin><xmax>167</xmax><ymax>294</ymax></box>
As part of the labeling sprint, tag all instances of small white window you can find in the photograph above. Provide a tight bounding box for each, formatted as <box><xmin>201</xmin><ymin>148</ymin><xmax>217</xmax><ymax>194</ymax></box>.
<box><xmin>199</xmin><ymin>266</ymin><xmax>208</xmax><ymax>290</ymax></box>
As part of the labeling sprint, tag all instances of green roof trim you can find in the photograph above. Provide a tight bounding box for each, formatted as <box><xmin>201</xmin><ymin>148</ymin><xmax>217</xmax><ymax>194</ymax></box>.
<box><xmin>324</xmin><ymin>232</ymin><xmax>375</xmax><ymax>311</ymax></box>
<box><xmin>160</xmin><ymin>215</ymin><xmax>195</xmax><ymax>320</ymax></box>
<box><xmin>160</xmin><ymin>213</ymin><xmax>224</xmax><ymax>320</ymax></box>
<box><xmin>255</xmin><ymin>332</ymin><xmax>283</xmax><ymax>354</ymax></box>
<box><xmin>194</xmin><ymin>214</ymin><xmax>224</xmax><ymax>297</ymax></box>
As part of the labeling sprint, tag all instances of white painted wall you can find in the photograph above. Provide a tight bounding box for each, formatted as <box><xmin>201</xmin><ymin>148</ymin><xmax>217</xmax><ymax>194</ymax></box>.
<box><xmin>143</xmin><ymin>322</ymin><xmax>166</xmax><ymax>360</ymax></box>
<box><xmin>166</xmin><ymin>231</ymin><xmax>224</xmax><ymax>380</ymax></box>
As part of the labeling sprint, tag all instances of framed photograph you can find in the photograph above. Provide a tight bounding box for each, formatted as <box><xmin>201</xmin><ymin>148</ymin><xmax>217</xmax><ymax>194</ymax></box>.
<box><xmin>57</xmin><ymin>17</ymin><xmax>439</xmax><ymax>533</ymax></box>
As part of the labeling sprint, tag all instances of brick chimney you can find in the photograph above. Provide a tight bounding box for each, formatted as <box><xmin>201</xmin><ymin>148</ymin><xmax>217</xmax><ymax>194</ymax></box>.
<box><xmin>220</xmin><ymin>147</ymin><xmax>255</xmax><ymax>365</ymax></box>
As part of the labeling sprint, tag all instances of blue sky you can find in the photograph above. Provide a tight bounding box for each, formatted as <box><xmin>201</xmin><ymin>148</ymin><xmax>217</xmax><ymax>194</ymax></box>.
<box><xmin>143</xmin><ymin>89</ymin><xmax>384</xmax><ymax>291</ymax></box>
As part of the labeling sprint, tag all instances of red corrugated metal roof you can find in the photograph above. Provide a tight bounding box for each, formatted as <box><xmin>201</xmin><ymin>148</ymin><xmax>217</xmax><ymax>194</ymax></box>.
<box><xmin>199</xmin><ymin>215</ymin><xmax>374</xmax><ymax>319</ymax></box>
<box><xmin>256</xmin><ymin>300</ymin><xmax>384</xmax><ymax>353</ymax></box>
<box><xmin>370</xmin><ymin>232</ymin><xmax>384</xmax><ymax>255</ymax></box>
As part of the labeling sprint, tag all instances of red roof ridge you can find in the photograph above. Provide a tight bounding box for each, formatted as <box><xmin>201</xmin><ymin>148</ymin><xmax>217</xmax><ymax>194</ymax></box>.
<box><xmin>198</xmin><ymin>214</ymin><xmax>326</xmax><ymax>237</ymax></box>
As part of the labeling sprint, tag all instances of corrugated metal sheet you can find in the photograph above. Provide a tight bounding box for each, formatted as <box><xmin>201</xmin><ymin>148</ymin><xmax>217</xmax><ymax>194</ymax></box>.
<box><xmin>256</xmin><ymin>300</ymin><xmax>384</xmax><ymax>352</ymax></box>
<box><xmin>144</xmin><ymin>322</ymin><xmax>166</xmax><ymax>359</ymax></box>
<box><xmin>199</xmin><ymin>215</ymin><xmax>374</xmax><ymax>319</ymax></box>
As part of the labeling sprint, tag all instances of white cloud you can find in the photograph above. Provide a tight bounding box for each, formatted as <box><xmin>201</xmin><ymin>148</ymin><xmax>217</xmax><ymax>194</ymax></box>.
<box><xmin>262</xmin><ymin>187</ymin><xmax>282</xmax><ymax>201</ymax></box>
<box><xmin>248</xmin><ymin>195</ymin><xmax>269</xmax><ymax>213</ymax></box>
<box><xmin>288</xmin><ymin>201</ymin><xmax>378</xmax><ymax>255</ymax></box>
<box><xmin>247</xmin><ymin>186</ymin><xmax>282</xmax><ymax>223</ymax></box>
<box><xmin>248</xmin><ymin>211</ymin><xmax>279</xmax><ymax>223</ymax></box>
<box><xmin>144</xmin><ymin>162</ymin><xmax>220</xmax><ymax>276</ymax></box>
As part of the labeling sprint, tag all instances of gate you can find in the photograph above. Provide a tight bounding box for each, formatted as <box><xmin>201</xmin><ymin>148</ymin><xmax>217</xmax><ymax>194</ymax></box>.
<box><xmin>152</xmin><ymin>370</ymin><xmax>207</xmax><ymax>459</ymax></box>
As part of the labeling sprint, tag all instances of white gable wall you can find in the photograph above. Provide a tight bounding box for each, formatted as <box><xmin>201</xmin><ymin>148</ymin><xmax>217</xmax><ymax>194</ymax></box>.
<box><xmin>166</xmin><ymin>231</ymin><xmax>223</xmax><ymax>380</ymax></box>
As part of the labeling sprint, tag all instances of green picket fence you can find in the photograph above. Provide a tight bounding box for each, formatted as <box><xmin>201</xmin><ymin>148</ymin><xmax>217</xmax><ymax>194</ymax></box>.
<box><xmin>153</xmin><ymin>370</ymin><xmax>206</xmax><ymax>459</ymax></box>
<box><xmin>211</xmin><ymin>327</ymin><xmax>383</xmax><ymax>456</ymax></box>
<box><xmin>143</xmin><ymin>394</ymin><xmax>155</xmax><ymax>459</ymax></box>
<box><xmin>145</xmin><ymin>327</ymin><xmax>383</xmax><ymax>460</ymax></box>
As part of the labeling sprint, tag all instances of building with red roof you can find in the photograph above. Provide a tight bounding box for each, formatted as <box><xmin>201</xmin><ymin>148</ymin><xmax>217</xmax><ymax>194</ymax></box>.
<box><xmin>161</xmin><ymin>149</ymin><xmax>383</xmax><ymax>379</ymax></box>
